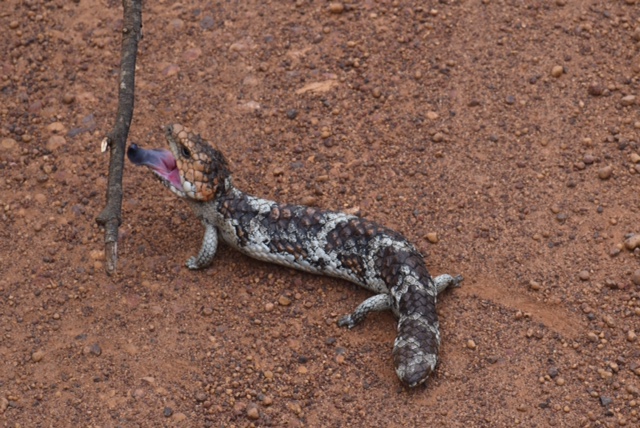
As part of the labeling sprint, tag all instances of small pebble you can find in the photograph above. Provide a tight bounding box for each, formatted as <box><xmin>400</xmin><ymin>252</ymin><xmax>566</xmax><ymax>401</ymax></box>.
<box><xmin>162</xmin><ymin>64</ymin><xmax>180</xmax><ymax>78</ymax></box>
<box><xmin>624</xmin><ymin>234</ymin><xmax>640</xmax><ymax>251</ymax></box>
<box><xmin>631</xmin><ymin>270</ymin><xmax>640</xmax><ymax>286</ymax></box>
<box><xmin>603</xmin><ymin>315</ymin><xmax>615</xmax><ymax>328</ymax></box>
<box><xmin>425</xmin><ymin>232</ymin><xmax>438</xmax><ymax>244</ymax></box>
<box><xmin>630</xmin><ymin>153</ymin><xmax>640</xmax><ymax>164</ymax></box>
<box><xmin>84</xmin><ymin>343</ymin><xmax>102</xmax><ymax>356</ymax></box>
<box><xmin>467</xmin><ymin>339</ymin><xmax>477</xmax><ymax>350</ymax></box>
<box><xmin>46</xmin><ymin>135</ymin><xmax>66</xmax><ymax>151</ymax></box>
<box><xmin>62</xmin><ymin>93</ymin><xmax>75</xmax><ymax>105</ymax></box>
<box><xmin>551</xmin><ymin>65</ymin><xmax>564</xmax><ymax>78</ymax></box>
<box><xmin>141</xmin><ymin>376</ymin><xmax>155</xmax><ymax>385</ymax></box>
<box><xmin>247</xmin><ymin>403</ymin><xmax>260</xmax><ymax>420</ymax></box>
<box><xmin>46</xmin><ymin>122</ymin><xmax>66</xmax><ymax>133</ymax></box>
<box><xmin>300</xmin><ymin>196</ymin><xmax>317</xmax><ymax>206</ymax></box>
<box><xmin>32</xmin><ymin>350</ymin><xmax>45</xmax><ymax>362</ymax></box>
<box><xmin>168</xmin><ymin>18</ymin><xmax>184</xmax><ymax>31</ymax></box>
<box><xmin>329</xmin><ymin>2</ymin><xmax>345</xmax><ymax>14</ymax></box>
<box><xmin>163</xmin><ymin>407</ymin><xmax>173</xmax><ymax>417</ymax></box>
<box><xmin>1</xmin><ymin>138</ymin><xmax>17</xmax><ymax>153</ymax></box>
<box><xmin>265</xmin><ymin>302</ymin><xmax>275</xmax><ymax>312</ymax></box>
<box><xmin>426</xmin><ymin>111</ymin><xmax>439</xmax><ymax>120</ymax></box>
<box><xmin>628</xmin><ymin>330</ymin><xmax>637</xmax><ymax>342</ymax></box>
<box><xmin>598</xmin><ymin>166</ymin><xmax>612</xmax><ymax>180</ymax></box>
<box><xmin>172</xmin><ymin>413</ymin><xmax>187</xmax><ymax>422</ymax></box>
<box><xmin>621</xmin><ymin>95</ymin><xmax>636</xmax><ymax>107</ymax></box>
<box><xmin>529</xmin><ymin>280</ymin><xmax>541</xmax><ymax>291</ymax></box>
<box><xmin>195</xmin><ymin>392</ymin><xmax>207</xmax><ymax>402</ymax></box>
<box><xmin>432</xmin><ymin>132</ymin><xmax>444</xmax><ymax>142</ymax></box>
<box><xmin>555</xmin><ymin>377</ymin><xmax>565</xmax><ymax>386</ymax></box>
<box><xmin>600</xmin><ymin>396</ymin><xmax>612</xmax><ymax>406</ymax></box>
<box><xmin>278</xmin><ymin>296</ymin><xmax>291</xmax><ymax>306</ymax></box>
<box><xmin>202</xmin><ymin>307</ymin><xmax>213</xmax><ymax>316</ymax></box>
<box><xmin>578</xmin><ymin>270</ymin><xmax>590</xmax><ymax>281</ymax></box>
<box><xmin>182</xmin><ymin>48</ymin><xmax>202</xmax><ymax>62</ymax></box>
<box><xmin>588</xmin><ymin>83</ymin><xmax>604</xmax><ymax>96</ymax></box>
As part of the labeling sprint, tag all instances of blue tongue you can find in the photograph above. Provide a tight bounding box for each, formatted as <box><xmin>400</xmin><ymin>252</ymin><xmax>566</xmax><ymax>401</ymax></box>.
<box><xmin>127</xmin><ymin>144</ymin><xmax>173</xmax><ymax>170</ymax></box>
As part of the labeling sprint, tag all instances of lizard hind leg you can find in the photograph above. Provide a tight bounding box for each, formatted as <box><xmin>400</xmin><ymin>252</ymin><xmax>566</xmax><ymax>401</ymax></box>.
<box><xmin>337</xmin><ymin>294</ymin><xmax>393</xmax><ymax>329</ymax></box>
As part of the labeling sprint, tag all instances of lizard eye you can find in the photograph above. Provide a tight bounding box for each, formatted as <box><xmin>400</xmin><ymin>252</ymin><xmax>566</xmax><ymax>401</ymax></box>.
<box><xmin>180</xmin><ymin>145</ymin><xmax>191</xmax><ymax>159</ymax></box>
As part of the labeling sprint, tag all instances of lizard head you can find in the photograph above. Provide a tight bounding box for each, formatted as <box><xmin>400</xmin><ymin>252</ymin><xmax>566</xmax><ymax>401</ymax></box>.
<box><xmin>128</xmin><ymin>123</ymin><xmax>230</xmax><ymax>201</ymax></box>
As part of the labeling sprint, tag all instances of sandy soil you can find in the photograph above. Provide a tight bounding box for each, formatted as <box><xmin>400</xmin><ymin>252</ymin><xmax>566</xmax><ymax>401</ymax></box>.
<box><xmin>1</xmin><ymin>0</ymin><xmax>640</xmax><ymax>426</ymax></box>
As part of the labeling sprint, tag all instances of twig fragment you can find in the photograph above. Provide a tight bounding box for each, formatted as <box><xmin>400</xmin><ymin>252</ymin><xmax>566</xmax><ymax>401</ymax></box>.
<box><xmin>96</xmin><ymin>0</ymin><xmax>142</xmax><ymax>275</ymax></box>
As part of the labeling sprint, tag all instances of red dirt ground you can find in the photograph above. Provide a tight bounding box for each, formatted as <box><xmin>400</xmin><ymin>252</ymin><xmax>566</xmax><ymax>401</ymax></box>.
<box><xmin>1</xmin><ymin>0</ymin><xmax>640</xmax><ymax>426</ymax></box>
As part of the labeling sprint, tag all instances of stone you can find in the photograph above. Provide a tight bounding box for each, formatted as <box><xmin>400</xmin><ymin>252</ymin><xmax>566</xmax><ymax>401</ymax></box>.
<box><xmin>162</xmin><ymin>64</ymin><xmax>180</xmax><ymax>78</ymax></box>
<box><xmin>182</xmin><ymin>48</ymin><xmax>202</xmax><ymax>62</ymax></box>
<box><xmin>621</xmin><ymin>95</ymin><xmax>636</xmax><ymax>106</ymax></box>
<box><xmin>627</xmin><ymin>330</ymin><xmax>637</xmax><ymax>342</ymax></box>
<box><xmin>329</xmin><ymin>3</ymin><xmax>345</xmax><ymax>14</ymax></box>
<box><xmin>432</xmin><ymin>132</ymin><xmax>444</xmax><ymax>142</ymax></box>
<box><xmin>46</xmin><ymin>122</ymin><xmax>66</xmax><ymax>133</ymax></box>
<box><xmin>624</xmin><ymin>234</ymin><xmax>640</xmax><ymax>251</ymax></box>
<box><xmin>588</xmin><ymin>83</ymin><xmax>604</xmax><ymax>96</ymax></box>
<box><xmin>247</xmin><ymin>402</ymin><xmax>260</xmax><ymax>420</ymax></box>
<box><xmin>0</xmin><ymin>138</ymin><xmax>18</xmax><ymax>153</ymax></box>
<box><xmin>278</xmin><ymin>296</ymin><xmax>291</xmax><ymax>306</ymax></box>
<box><xmin>551</xmin><ymin>65</ymin><xmax>563</xmax><ymax>78</ymax></box>
<box><xmin>598</xmin><ymin>166</ymin><xmax>612</xmax><ymax>180</ymax></box>
<box><xmin>46</xmin><ymin>135</ymin><xmax>66</xmax><ymax>151</ymax></box>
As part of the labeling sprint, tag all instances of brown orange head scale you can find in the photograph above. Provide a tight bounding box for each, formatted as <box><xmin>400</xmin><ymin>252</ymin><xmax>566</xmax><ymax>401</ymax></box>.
<box><xmin>127</xmin><ymin>124</ymin><xmax>231</xmax><ymax>202</ymax></box>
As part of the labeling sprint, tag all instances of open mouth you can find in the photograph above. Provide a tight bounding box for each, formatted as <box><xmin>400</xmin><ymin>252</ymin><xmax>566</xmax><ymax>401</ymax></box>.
<box><xmin>127</xmin><ymin>143</ymin><xmax>183</xmax><ymax>191</ymax></box>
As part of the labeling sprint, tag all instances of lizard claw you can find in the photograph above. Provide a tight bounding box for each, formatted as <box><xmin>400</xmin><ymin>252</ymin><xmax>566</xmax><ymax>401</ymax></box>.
<box><xmin>186</xmin><ymin>256</ymin><xmax>200</xmax><ymax>270</ymax></box>
<box><xmin>452</xmin><ymin>275</ymin><xmax>464</xmax><ymax>288</ymax></box>
<box><xmin>337</xmin><ymin>315</ymin><xmax>356</xmax><ymax>329</ymax></box>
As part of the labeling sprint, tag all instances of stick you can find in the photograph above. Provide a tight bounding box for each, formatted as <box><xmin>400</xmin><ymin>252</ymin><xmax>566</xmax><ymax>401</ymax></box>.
<box><xmin>96</xmin><ymin>0</ymin><xmax>142</xmax><ymax>275</ymax></box>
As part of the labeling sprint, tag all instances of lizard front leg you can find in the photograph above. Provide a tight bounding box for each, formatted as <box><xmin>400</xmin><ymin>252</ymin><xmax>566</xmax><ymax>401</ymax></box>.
<box><xmin>186</xmin><ymin>221</ymin><xmax>219</xmax><ymax>270</ymax></box>
<box><xmin>433</xmin><ymin>274</ymin><xmax>463</xmax><ymax>294</ymax></box>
